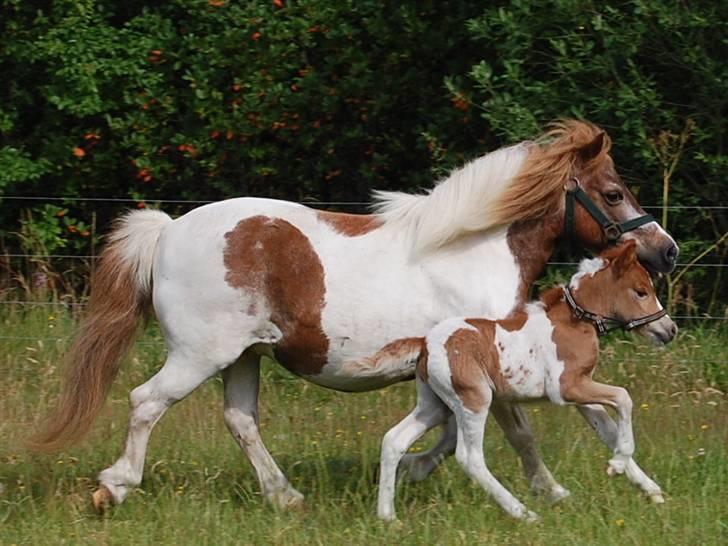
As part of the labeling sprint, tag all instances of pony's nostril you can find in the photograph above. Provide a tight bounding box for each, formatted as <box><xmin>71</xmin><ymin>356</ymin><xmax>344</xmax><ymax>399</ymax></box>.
<box><xmin>665</xmin><ymin>244</ymin><xmax>679</xmax><ymax>263</ymax></box>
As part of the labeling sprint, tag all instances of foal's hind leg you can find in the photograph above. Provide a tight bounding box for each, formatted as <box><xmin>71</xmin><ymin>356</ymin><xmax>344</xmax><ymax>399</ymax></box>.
<box><xmin>398</xmin><ymin>415</ymin><xmax>457</xmax><ymax>482</ymax></box>
<box><xmin>490</xmin><ymin>401</ymin><xmax>570</xmax><ymax>503</ymax></box>
<box><xmin>378</xmin><ymin>379</ymin><xmax>449</xmax><ymax>521</ymax></box>
<box><xmin>94</xmin><ymin>349</ymin><xmax>228</xmax><ymax>510</ymax></box>
<box><xmin>452</xmin><ymin>393</ymin><xmax>538</xmax><ymax>521</ymax></box>
<box><xmin>222</xmin><ymin>348</ymin><xmax>303</xmax><ymax>509</ymax></box>
<box><xmin>577</xmin><ymin>404</ymin><xmax>664</xmax><ymax>503</ymax></box>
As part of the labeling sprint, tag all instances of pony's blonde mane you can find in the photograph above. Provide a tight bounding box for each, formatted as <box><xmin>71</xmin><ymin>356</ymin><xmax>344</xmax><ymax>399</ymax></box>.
<box><xmin>373</xmin><ymin>120</ymin><xmax>611</xmax><ymax>253</ymax></box>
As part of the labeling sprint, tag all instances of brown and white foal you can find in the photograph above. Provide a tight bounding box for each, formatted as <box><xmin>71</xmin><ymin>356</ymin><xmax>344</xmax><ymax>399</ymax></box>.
<box><xmin>378</xmin><ymin>241</ymin><xmax>677</xmax><ymax>521</ymax></box>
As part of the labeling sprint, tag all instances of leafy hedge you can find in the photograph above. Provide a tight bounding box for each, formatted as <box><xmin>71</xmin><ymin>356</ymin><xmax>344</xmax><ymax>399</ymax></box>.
<box><xmin>0</xmin><ymin>0</ymin><xmax>725</xmax><ymax>314</ymax></box>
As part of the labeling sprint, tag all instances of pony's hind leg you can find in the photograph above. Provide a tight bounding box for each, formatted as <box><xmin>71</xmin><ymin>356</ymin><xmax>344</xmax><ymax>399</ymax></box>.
<box><xmin>222</xmin><ymin>347</ymin><xmax>303</xmax><ymax>509</ymax></box>
<box><xmin>94</xmin><ymin>349</ymin><xmax>227</xmax><ymax>511</ymax></box>
<box><xmin>577</xmin><ymin>404</ymin><xmax>664</xmax><ymax>503</ymax></box>
<box><xmin>490</xmin><ymin>400</ymin><xmax>570</xmax><ymax>504</ymax></box>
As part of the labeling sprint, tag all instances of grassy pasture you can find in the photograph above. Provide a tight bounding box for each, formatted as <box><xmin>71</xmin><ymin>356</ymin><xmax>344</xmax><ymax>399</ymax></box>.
<box><xmin>1</xmin><ymin>307</ymin><xmax>726</xmax><ymax>545</ymax></box>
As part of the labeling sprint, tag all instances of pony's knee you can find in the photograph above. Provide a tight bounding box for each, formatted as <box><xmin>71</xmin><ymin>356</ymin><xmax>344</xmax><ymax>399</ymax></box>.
<box><xmin>223</xmin><ymin>406</ymin><xmax>258</xmax><ymax>439</ymax></box>
<box><xmin>128</xmin><ymin>385</ymin><xmax>168</xmax><ymax>427</ymax></box>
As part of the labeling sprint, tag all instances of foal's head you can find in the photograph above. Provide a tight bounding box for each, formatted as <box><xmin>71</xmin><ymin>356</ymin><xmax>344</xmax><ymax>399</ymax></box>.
<box><xmin>570</xmin><ymin>241</ymin><xmax>677</xmax><ymax>345</ymax></box>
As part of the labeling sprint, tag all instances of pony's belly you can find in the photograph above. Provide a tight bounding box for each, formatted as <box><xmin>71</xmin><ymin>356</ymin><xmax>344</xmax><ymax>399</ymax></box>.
<box><xmin>294</xmin><ymin>336</ymin><xmax>424</xmax><ymax>392</ymax></box>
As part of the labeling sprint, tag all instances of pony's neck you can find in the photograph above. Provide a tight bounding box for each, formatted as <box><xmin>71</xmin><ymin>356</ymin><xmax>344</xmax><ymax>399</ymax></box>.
<box><xmin>507</xmin><ymin>209</ymin><xmax>564</xmax><ymax>304</ymax></box>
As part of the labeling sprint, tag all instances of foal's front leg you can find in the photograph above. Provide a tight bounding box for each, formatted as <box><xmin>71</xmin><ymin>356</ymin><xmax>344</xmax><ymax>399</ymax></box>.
<box><xmin>490</xmin><ymin>400</ymin><xmax>570</xmax><ymax>503</ymax></box>
<box><xmin>578</xmin><ymin>404</ymin><xmax>664</xmax><ymax>503</ymax></box>
<box><xmin>400</xmin><ymin>401</ymin><xmax>569</xmax><ymax>505</ymax></box>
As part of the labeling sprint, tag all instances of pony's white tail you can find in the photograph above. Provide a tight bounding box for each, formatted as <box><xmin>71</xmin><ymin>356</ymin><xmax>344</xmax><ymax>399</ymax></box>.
<box><xmin>29</xmin><ymin>209</ymin><xmax>173</xmax><ymax>451</ymax></box>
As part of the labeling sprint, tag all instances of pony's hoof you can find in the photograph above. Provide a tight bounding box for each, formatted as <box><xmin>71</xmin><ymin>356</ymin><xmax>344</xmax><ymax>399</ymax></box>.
<box><xmin>524</xmin><ymin>510</ymin><xmax>540</xmax><ymax>523</ymax></box>
<box><xmin>650</xmin><ymin>493</ymin><xmax>665</xmax><ymax>504</ymax></box>
<box><xmin>269</xmin><ymin>487</ymin><xmax>305</xmax><ymax>510</ymax></box>
<box><xmin>92</xmin><ymin>485</ymin><xmax>114</xmax><ymax>514</ymax></box>
<box><xmin>547</xmin><ymin>485</ymin><xmax>571</xmax><ymax>505</ymax></box>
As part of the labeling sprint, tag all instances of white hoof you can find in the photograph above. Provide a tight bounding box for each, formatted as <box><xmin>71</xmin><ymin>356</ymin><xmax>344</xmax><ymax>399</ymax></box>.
<box><xmin>524</xmin><ymin>510</ymin><xmax>540</xmax><ymax>523</ymax></box>
<box><xmin>607</xmin><ymin>457</ymin><xmax>627</xmax><ymax>476</ymax></box>
<box><xmin>650</xmin><ymin>493</ymin><xmax>665</xmax><ymax>504</ymax></box>
<box><xmin>547</xmin><ymin>485</ymin><xmax>571</xmax><ymax>505</ymax></box>
<box><xmin>268</xmin><ymin>487</ymin><xmax>305</xmax><ymax>510</ymax></box>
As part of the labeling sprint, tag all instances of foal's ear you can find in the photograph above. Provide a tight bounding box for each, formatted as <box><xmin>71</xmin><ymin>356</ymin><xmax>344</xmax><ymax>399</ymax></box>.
<box><xmin>611</xmin><ymin>240</ymin><xmax>638</xmax><ymax>275</ymax></box>
<box><xmin>577</xmin><ymin>131</ymin><xmax>606</xmax><ymax>163</ymax></box>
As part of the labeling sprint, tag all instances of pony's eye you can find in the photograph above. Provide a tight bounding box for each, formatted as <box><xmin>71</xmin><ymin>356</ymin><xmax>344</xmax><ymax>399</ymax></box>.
<box><xmin>634</xmin><ymin>289</ymin><xmax>648</xmax><ymax>299</ymax></box>
<box><xmin>603</xmin><ymin>191</ymin><xmax>623</xmax><ymax>205</ymax></box>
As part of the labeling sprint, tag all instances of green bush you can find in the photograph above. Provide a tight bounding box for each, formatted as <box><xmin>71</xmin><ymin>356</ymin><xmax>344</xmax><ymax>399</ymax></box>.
<box><xmin>0</xmin><ymin>0</ymin><xmax>725</xmax><ymax>315</ymax></box>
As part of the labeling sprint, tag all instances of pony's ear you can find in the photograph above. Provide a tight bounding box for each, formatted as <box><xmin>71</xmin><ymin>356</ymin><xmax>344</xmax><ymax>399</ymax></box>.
<box><xmin>611</xmin><ymin>240</ymin><xmax>638</xmax><ymax>275</ymax></box>
<box><xmin>577</xmin><ymin>131</ymin><xmax>606</xmax><ymax>163</ymax></box>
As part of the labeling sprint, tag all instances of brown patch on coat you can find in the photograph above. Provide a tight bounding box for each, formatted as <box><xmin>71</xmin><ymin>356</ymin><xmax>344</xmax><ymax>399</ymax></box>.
<box><xmin>506</xmin><ymin>214</ymin><xmax>563</xmax><ymax>303</ymax></box>
<box><xmin>492</xmin><ymin>310</ymin><xmax>529</xmax><ymax>332</ymax></box>
<box><xmin>316</xmin><ymin>210</ymin><xmax>382</xmax><ymax>236</ymax></box>
<box><xmin>416</xmin><ymin>344</ymin><xmax>429</xmax><ymax>383</ymax></box>
<box><xmin>223</xmin><ymin>215</ymin><xmax>329</xmax><ymax>375</ymax></box>
<box><xmin>445</xmin><ymin>322</ymin><xmax>511</xmax><ymax>412</ymax></box>
<box><xmin>541</xmin><ymin>281</ymin><xmax>601</xmax><ymax>401</ymax></box>
<box><xmin>345</xmin><ymin>336</ymin><xmax>424</xmax><ymax>385</ymax></box>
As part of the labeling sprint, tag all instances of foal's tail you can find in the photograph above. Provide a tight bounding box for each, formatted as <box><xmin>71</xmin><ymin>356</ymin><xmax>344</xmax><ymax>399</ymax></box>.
<box><xmin>28</xmin><ymin>209</ymin><xmax>173</xmax><ymax>452</ymax></box>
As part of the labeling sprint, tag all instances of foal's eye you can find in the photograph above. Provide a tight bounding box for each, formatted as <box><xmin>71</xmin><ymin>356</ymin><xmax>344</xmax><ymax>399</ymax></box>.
<box><xmin>603</xmin><ymin>190</ymin><xmax>623</xmax><ymax>205</ymax></box>
<box><xmin>634</xmin><ymin>289</ymin><xmax>648</xmax><ymax>299</ymax></box>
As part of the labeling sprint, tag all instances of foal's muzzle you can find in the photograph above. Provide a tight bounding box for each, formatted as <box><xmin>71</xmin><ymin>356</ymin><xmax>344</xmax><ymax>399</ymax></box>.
<box><xmin>639</xmin><ymin>315</ymin><xmax>678</xmax><ymax>346</ymax></box>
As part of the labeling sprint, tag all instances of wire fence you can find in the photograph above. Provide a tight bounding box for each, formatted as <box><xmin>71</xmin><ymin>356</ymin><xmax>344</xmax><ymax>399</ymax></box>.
<box><xmin>1</xmin><ymin>195</ymin><xmax>725</xmax><ymax>323</ymax></box>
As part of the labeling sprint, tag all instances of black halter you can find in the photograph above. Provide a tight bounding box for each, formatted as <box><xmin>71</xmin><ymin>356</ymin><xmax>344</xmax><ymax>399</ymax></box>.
<box><xmin>564</xmin><ymin>177</ymin><xmax>655</xmax><ymax>243</ymax></box>
<box><xmin>563</xmin><ymin>285</ymin><xmax>668</xmax><ymax>336</ymax></box>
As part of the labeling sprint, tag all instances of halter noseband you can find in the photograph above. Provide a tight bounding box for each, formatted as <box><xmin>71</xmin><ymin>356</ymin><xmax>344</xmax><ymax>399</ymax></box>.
<box><xmin>562</xmin><ymin>285</ymin><xmax>668</xmax><ymax>336</ymax></box>
<box><xmin>564</xmin><ymin>177</ymin><xmax>655</xmax><ymax>243</ymax></box>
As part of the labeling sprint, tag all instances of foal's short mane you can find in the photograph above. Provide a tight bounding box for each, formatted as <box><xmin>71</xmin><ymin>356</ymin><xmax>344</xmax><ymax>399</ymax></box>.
<box><xmin>372</xmin><ymin>120</ymin><xmax>611</xmax><ymax>253</ymax></box>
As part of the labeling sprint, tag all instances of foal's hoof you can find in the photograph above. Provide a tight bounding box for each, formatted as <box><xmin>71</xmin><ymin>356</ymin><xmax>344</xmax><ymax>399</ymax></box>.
<box><xmin>649</xmin><ymin>493</ymin><xmax>665</xmax><ymax>504</ymax></box>
<box><xmin>524</xmin><ymin>510</ymin><xmax>540</xmax><ymax>523</ymax></box>
<box><xmin>91</xmin><ymin>485</ymin><xmax>114</xmax><ymax>514</ymax></box>
<box><xmin>607</xmin><ymin>458</ymin><xmax>627</xmax><ymax>477</ymax></box>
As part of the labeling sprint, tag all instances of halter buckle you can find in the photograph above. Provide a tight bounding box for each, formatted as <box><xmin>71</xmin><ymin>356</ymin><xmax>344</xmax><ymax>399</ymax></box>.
<box><xmin>603</xmin><ymin>223</ymin><xmax>622</xmax><ymax>242</ymax></box>
<box><xmin>564</xmin><ymin>177</ymin><xmax>580</xmax><ymax>192</ymax></box>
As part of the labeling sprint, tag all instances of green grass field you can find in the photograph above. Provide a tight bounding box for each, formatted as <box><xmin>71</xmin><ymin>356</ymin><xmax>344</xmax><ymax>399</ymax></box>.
<box><xmin>1</xmin><ymin>307</ymin><xmax>726</xmax><ymax>545</ymax></box>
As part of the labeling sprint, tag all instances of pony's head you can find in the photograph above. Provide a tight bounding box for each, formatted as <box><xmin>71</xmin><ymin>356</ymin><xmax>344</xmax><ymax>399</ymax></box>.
<box><xmin>494</xmin><ymin>120</ymin><xmax>679</xmax><ymax>273</ymax></box>
<box><xmin>569</xmin><ymin>241</ymin><xmax>677</xmax><ymax>345</ymax></box>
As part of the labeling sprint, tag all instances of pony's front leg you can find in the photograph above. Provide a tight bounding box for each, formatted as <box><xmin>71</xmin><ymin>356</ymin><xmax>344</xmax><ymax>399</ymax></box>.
<box><xmin>222</xmin><ymin>349</ymin><xmax>304</xmax><ymax>509</ymax></box>
<box><xmin>489</xmin><ymin>400</ymin><xmax>570</xmax><ymax>504</ymax></box>
<box><xmin>577</xmin><ymin>404</ymin><xmax>664</xmax><ymax>503</ymax></box>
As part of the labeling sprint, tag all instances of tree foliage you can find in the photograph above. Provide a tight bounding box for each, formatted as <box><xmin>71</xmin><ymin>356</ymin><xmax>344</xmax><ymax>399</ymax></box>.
<box><xmin>0</xmin><ymin>0</ymin><xmax>725</xmax><ymax>313</ymax></box>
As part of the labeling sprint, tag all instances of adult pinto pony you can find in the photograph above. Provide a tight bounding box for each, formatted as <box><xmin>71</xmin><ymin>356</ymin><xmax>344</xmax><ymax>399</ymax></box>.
<box><xmin>31</xmin><ymin>120</ymin><xmax>678</xmax><ymax>512</ymax></box>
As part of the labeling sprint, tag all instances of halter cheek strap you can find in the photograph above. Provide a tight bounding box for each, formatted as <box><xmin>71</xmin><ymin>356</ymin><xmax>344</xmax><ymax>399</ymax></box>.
<box><xmin>565</xmin><ymin>177</ymin><xmax>656</xmax><ymax>243</ymax></box>
<box><xmin>563</xmin><ymin>285</ymin><xmax>668</xmax><ymax>336</ymax></box>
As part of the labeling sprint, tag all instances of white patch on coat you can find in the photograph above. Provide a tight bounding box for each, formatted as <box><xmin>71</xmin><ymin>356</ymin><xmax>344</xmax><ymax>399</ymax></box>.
<box><xmin>314</xmin><ymin>223</ymin><xmax>521</xmax><ymax>390</ymax></box>
<box><xmin>150</xmin><ymin>196</ymin><xmax>522</xmax><ymax>392</ymax></box>
<box><xmin>493</xmin><ymin>304</ymin><xmax>566</xmax><ymax>404</ymax></box>
<box><xmin>569</xmin><ymin>257</ymin><xmax>605</xmax><ymax>290</ymax></box>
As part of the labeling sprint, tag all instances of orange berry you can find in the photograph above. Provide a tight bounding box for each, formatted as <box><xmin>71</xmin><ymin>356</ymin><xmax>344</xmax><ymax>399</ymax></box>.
<box><xmin>72</xmin><ymin>147</ymin><xmax>86</xmax><ymax>158</ymax></box>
